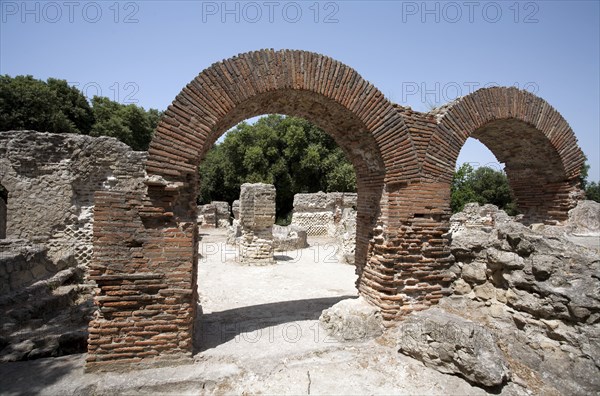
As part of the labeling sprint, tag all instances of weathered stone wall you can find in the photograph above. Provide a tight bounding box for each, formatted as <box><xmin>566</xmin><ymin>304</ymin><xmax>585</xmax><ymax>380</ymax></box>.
<box><xmin>291</xmin><ymin>192</ymin><xmax>357</xmax><ymax>237</ymax></box>
<box><xmin>198</xmin><ymin>201</ymin><xmax>230</xmax><ymax>228</ymax></box>
<box><xmin>290</xmin><ymin>191</ymin><xmax>357</xmax><ymax>263</ymax></box>
<box><xmin>0</xmin><ymin>239</ymin><xmax>57</xmax><ymax>294</ymax></box>
<box><xmin>336</xmin><ymin>205</ymin><xmax>357</xmax><ymax>264</ymax></box>
<box><xmin>238</xmin><ymin>183</ymin><xmax>276</xmax><ymax>264</ymax></box>
<box><xmin>438</xmin><ymin>202</ymin><xmax>600</xmax><ymax>394</ymax></box>
<box><xmin>0</xmin><ymin>131</ymin><xmax>147</xmax><ymax>267</ymax></box>
<box><xmin>272</xmin><ymin>224</ymin><xmax>308</xmax><ymax>251</ymax></box>
<box><xmin>0</xmin><ymin>190</ymin><xmax>6</xmax><ymax>240</ymax></box>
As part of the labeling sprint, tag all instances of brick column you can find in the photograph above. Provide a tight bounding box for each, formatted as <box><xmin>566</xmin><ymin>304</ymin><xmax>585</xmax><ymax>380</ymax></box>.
<box><xmin>238</xmin><ymin>183</ymin><xmax>276</xmax><ymax>264</ymax></box>
<box><xmin>86</xmin><ymin>190</ymin><xmax>197</xmax><ymax>371</ymax></box>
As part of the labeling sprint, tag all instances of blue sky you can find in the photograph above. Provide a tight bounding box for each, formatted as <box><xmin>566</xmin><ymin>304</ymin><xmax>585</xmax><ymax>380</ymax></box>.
<box><xmin>1</xmin><ymin>0</ymin><xmax>599</xmax><ymax>180</ymax></box>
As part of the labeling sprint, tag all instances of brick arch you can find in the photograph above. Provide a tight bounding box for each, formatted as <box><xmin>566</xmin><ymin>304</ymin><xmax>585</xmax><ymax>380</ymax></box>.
<box><xmin>425</xmin><ymin>87</ymin><xmax>585</xmax><ymax>222</ymax></box>
<box><xmin>145</xmin><ymin>49</ymin><xmax>418</xmax><ymax>272</ymax></box>
<box><xmin>147</xmin><ymin>49</ymin><xmax>417</xmax><ymax>187</ymax></box>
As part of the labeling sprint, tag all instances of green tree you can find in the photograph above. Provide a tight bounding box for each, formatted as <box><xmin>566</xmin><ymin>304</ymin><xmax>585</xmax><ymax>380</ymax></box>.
<box><xmin>90</xmin><ymin>96</ymin><xmax>160</xmax><ymax>151</ymax></box>
<box><xmin>198</xmin><ymin>115</ymin><xmax>356</xmax><ymax>220</ymax></box>
<box><xmin>0</xmin><ymin>75</ymin><xmax>161</xmax><ymax>150</ymax></box>
<box><xmin>0</xmin><ymin>75</ymin><xmax>93</xmax><ymax>134</ymax></box>
<box><xmin>47</xmin><ymin>78</ymin><xmax>94</xmax><ymax>134</ymax></box>
<box><xmin>579</xmin><ymin>155</ymin><xmax>600</xmax><ymax>202</ymax></box>
<box><xmin>451</xmin><ymin>163</ymin><xmax>517</xmax><ymax>214</ymax></box>
<box><xmin>585</xmin><ymin>181</ymin><xmax>600</xmax><ymax>202</ymax></box>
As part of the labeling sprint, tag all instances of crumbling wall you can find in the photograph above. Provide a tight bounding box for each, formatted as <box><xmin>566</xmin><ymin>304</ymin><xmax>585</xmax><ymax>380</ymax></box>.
<box><xmin>291</xmin><ymin>192</ymin><xmax>357</xmax><ymax>237</ymax></box>
<box><xmin>227</xmin><ymin>200</ymin><xmax>242</xmax><ymax>244</ymax></box>
<box><xmin>336</xmin><ymin>205</ymin><xmax>357</xmax><ymax>264</ymax></box>
<box><xmin>197</xmin><ymin>201</ymin><xmax>231</xmax><ymax>228</ymax></box>
<box><xmin>0</xmin><ymin>131</ymin><xmax>147</xmax><ymax>267</ymax></box>
<box><xmin>272</xmin><ymin>225</ymin><xmax>308</xmax><ymax>251</ymax></box>
<box><xmin>239</xmin><ymin>183</ymin><xmax>276</xmax><ymax>264</ymax></box>
<box><xmin>438</xmin><ymin>202</ymin><xmax>600</xmax><ymax>394</ymax></box>
<box><xmin>0</xmin><ymin>239</ymin><xmax>58</xmax><ymax>294</ymax></box>
<box><xmin>290</xmin><ymin>192</ymin><xmax>357</xmax><ymax>263</ymax></box>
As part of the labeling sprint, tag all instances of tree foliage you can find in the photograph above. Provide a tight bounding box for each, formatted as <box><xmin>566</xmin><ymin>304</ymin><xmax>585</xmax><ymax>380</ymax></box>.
<box><xmin>585</xmin><ymin>182</ymin><xmax>600</xmax><ymax>202</ymax></box>
<box><xmin>90</xmin><ymin>97</ymin><xmax>161</xmax><ymax>151</ymax></box>
<box><xmin>579</xmin><ymin>156</ymin><xmax>600</xmax><ymax>203</ymax></box>
<box><xmin>0</xmin><ymin>75</ymin><xmax>94</xmax><ymax>135</ymax></box>
<box><xmin>451</xmin><ymin>163</ymin><xmax>517</xmax><ymax>214</ymax></box>
<box><xmin>0</xmin><ymin>75</ymin><xmax>160</xmax><ymax>150</ymax></box>
<box><xmin>198</xmin><ymin>115</ymin><xmax>356</xmax><ymax>219</ymax></box>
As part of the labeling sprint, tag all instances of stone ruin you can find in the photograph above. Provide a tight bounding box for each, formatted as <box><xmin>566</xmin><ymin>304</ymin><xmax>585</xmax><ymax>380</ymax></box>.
<box><xmin>197</xmin><ymin>201</ymin><xmax>231</xmax><ymax>228</ymax></box>
<box><xmin>226</xmin><ymin>188</ymin><xmax>361</xmax><ymax>261</ymax></box>
<box><xmin>0</xmin><ymin>186</ymin><xmax>6</xmax><ymax>240</ymax></box>
<box><xmin>226</xmin><ymin>184</ymin><xmax>310</xmax><ymax>259</ymax></box>
<box><xmin>291</xmin><ymin>192</ymin><xmax>356</xmax><ymax>236</ymax></box>
<box><xmin>272</xmin><ymin>224</ymin><xmax>308</xmax><ymax>252</ymax></box>
<box><xmin>291</xmin><ymin>192</ymin><xmax>357</xmax><ymax>263</ymax></box>
<box><xmin>0</xmin><ymin>131</ymin><xmax>146</xmax><ymax>362</ymax></box>
<box><xmin>238</xmin><ymin>183</ymin><xmax>276</xmax><ymax>264</ymax></box>
<box><xmin>0</xmin><ymin>50</ymin><xmax>592</xmax><ymax>378</ymax></box>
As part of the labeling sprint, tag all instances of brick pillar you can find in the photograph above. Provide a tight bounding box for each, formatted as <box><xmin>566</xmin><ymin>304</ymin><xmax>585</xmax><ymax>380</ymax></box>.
<box><xmin>239</xmin><ymin>183</ymin><xmax>276</xmax><ymax>264</ymax></box>
<box><xmin>86</xmin><ymin>190</ymin><xmax>197</xmax><ymax>371</ymax></box>
<box><xmin>359</xmin><ymin>181</ymin><xmax>454</xmax><ymax>321</ymax></box>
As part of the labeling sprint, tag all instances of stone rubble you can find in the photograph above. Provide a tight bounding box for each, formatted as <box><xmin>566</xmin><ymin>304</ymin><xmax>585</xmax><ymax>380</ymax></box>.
<box><xmin>272</xmin><ymin>224</ymin><xmax>308</xmax><ymax>252</ymax></box>
<box><xmin>394</xmin><ymin>202</ymin><xmax>600</xmax><ymax>393</ymax></box>
<box><xmin>319</xmin><ymin>296</ymin><xmax>384</xmax><ymax>341</ymax></box>
<box><xmin>395</xmin><ymin>307</ymin><xmax>511</xmax><ymax>388</ymax></box>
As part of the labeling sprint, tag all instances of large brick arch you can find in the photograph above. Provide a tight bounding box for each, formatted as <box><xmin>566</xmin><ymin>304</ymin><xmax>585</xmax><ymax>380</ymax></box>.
<box><xmin>425</xmin><ymin>87</ymin><xmax>585</xmax><ymax>222</ymax></box>
<box><xmin>147</xmin><ymin>49</ymin><xmax>417</xmax><ymax>187</ymax></box>
<box><xmin>145</xmin><ymin>49</ymin><xmax>418</xmax><ymax>273</ymax></box>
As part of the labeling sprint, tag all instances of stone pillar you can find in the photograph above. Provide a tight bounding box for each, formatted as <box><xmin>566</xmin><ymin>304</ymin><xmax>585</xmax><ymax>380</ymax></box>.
<box><xmin>197</xmin><ymin>203</ymin><xmax>216</xmax><ymax>228</ymax></box>
<box><xmin>239</xmin><ymin>183</ymin><xmax>276</xmax><ymax>264</ymax></box>
<box><xmin>213</xmin><ymin>201</ymin><xmax>231</xmax><ymax>228</ymax></box>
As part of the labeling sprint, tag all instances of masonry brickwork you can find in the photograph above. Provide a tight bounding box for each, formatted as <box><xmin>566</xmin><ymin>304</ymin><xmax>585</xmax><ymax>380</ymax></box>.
<box><xmin>238</xmin><ymin>183</ymin><xmax>276</xmax><ymax>264</ymax></box>
<box><xmin>0</xmin><ymin>131</ymin><xmax>147</xmax><ymax>268</ymax></box>
<box><xmin>86</xmin><ymin>49</ymin><xmax>585</xmax><ymax>370</ymax></box>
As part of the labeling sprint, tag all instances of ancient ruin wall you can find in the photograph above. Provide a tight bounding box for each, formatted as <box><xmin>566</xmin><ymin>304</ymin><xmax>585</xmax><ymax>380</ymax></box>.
<box><xmin>291</xmin><ymin>192</ymin><xmax>357</xmax><ymax>237</ymax></box>
<box><xmin>0</xmin><ymin>131</ymin><xmax>147</xmax><ymax>267</ymax></box>
<box><xmin>290</xmin><ymin>192</ymin><xmax>357</xmax><ymax>263</ymax></box>
<box><xmin>0</xmin><ymin>190</ymin><xmax>6</xmax><ymax>240</ymax></box>
<box><xmin>197</xmin><ymin>201</ymin><xmax>231</xmax><ymax>228</ymax></box>
<box><xmin>87</xmin><ymin>49</ymin><xmax>586</xmax><ymax>371</ymax></box>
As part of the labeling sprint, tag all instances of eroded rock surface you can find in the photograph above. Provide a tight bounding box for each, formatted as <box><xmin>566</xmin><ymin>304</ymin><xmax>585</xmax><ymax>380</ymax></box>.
<box><xmin>396</xmin><ymin>308</ymin><xmax>510</xmax><ymax>388</ymax></box>
<box><xmin>437</xmin><ymin>202</ymin><xmax>600</xmax><ymax>394</ymax></box>
<box><xmin>319</xmin><ymin>297</ymin><xmax>384</xmax><ymax>341</ymax></box>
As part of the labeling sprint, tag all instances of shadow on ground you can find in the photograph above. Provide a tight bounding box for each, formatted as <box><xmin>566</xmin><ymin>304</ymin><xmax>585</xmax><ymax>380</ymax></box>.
<box><xmin>194</xmin><ymin>296</ymin><xmax>355</xmax><ymax>353</ymax></box>
<box><xmin>0</xmin><ymin>354</ymin><xmax>82</xmax><ymax>396</ymax></box>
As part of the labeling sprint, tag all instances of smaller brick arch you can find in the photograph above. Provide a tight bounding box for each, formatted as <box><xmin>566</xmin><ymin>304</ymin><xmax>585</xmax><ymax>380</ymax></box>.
<box><xmin>425</xmin><ymin>87</ymin><xmax>585</xmax><ymax>222</ymax></box>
